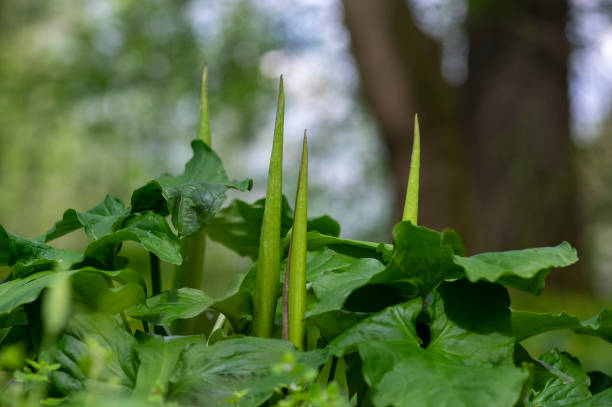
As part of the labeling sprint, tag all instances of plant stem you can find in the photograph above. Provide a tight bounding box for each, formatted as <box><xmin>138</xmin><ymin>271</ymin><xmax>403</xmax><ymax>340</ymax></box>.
<box><xmin>171</xmin><ymin>64</ymin><xmax>211</xmax><ymax>334</ymax></box>
<box><xmin>150</xmin><ymin>252</ymin><xmax>161</xmax><ymax>297</ymax></box>
<box><xmin>402</xmin><ymin>114</ymin><xmax>420</xmax><ymax>224</ymax></box>
<box><xmin>253</xmin><ymin>76</ymin><xmax>285</xmax><ymax>338</ymax></box>
<box><xmin>281</xmin><ymin>235</ymin><xmax>292</xmax><ymax>341</ymax></box>
<box><xmin>287</xmin><ymin>133</ymin><xmax>308</xmax><ymax>350</ymax></box>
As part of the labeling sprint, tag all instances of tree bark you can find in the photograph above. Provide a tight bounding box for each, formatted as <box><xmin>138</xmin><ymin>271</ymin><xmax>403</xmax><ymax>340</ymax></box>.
<box><xmin>342</xmin><ymin>0</ymin><xmax>586</xmax><ymax>290</ymax></box>
<box><xmin>342</xmin><ymin>0</ymin><xmax>472</xmax><ymax>242</ymax></box>
<box><xmin>465</xmin><ymin>0</ymin><xmax>585</xmax><ymax>290</ymax></box>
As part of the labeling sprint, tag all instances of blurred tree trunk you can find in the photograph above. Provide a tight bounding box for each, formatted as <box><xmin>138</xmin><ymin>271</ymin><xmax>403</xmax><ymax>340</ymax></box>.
<box><xmin>343</xmin><ymin>0</ymin><xmax>587</xmax><ymax>290</ymax></box>
<box><xmin>341</xmin><ymin>0</ymin><xmax>473</xmax><ymax>242</ymax></box>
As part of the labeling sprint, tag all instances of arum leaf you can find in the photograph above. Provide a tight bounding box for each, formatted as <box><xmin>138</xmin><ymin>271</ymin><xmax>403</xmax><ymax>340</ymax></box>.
<box><xmin>41</xmin><ymin>195</ymin><xmax>129</xmax><ymax>242</ymax></box>
<box><xmin>49</xmin><ymin>314</ymin><xmax>138</xmax><ymax>396</ymax></box>
<box><xmin>1</xmin><ymin>225</ymin><xmax>83</xmax><ymax>278</ymax></box>
<box><xmin>330</xmin><ymin>280</ymin><xmax>527</xmax><ymax>407</ymax></box>
<box><xmin>84</xmin><ymin>211</ymin><xmax>182</xmax><ymax>266</ymax></box>
<box><xmin>131</xmin><ymin>140</ymin><xmax>252</xmax><ymax>237</ymax></box>
<box><xmin>454</xmin><ymin>242</ymin><xmax>578</xmax><ymax>294</ymax></box>
<box><xmin>207</xmin><ymin>197</ymin><xmax>340</xmax><ymax>260</ymax></box>
<box><xmin>132</xmin><ymin>333</ymin><xmax>204</xmax><ymax>399</ymax></box>
<box><xmin>127</xmin><ymin>288</ymin><xmax>214</xmax><ymax>325</ymax></box>
<box><xmin>167</xmin><ymin>337</ymin><xmax>328</xmax><ymax>407</ymax></box>
<box><xmin>366</xmin><ymin>222</ymin><xmax>463</xmax><ymax>296</ymax></box>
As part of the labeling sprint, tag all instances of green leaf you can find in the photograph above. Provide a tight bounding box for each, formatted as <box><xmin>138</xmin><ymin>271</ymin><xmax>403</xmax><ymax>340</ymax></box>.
<box><xmin>454</xmin><ymin>242</ymin><xmax>578</xmax><ymax>294</ymax></box>
<box><xmin>306</xmin><ymin>231</ymin><xmax>389</xmax><ymax>261</ymax></box>
<box><xmin>131</xmin><ymin>140</ymin><xmax>252</xmax><ymax>237</ymax></box>
<box><xmin>306</xmin><ymin>258</ymin><xmax>386</xmax><ymax>318</ymax></box>
<box><xmin>512</xmin><ymin>309</ymin><xmax>612</xmax><ymax>344</ymax></box>
<box><xmin>84</xmin><ymin>211</ymin><xmax>182</xmax><ymax>266</ymax></box>
<box><xmin>127</xmin><ymin>288</ymin><xmax>214</xmax><ymax>325</ymax></box>
<box><xmin>529</xmin><ymin>349</ymin><xmax>593</xmax><ymax>406</ymax></box>
<box><xmin>41</xmin><ymin>195</ymin><xmax>129</xmax><ymax>242</ymax></box>
<box><xmin>330</xmin><ymin>280</ymin><xmax>527</xmax><ymax>407</ymax></box>
<box><xmin>49</xmin><ymin>314</ymin><xmax>138</xmax><ymax>396</ymax></box>
<box><xmin>167</xmin><ymin>337</ymin><xmax>328</xmax><ymax>407</ymax></box>
<box><xmin>0</xmin><ymin>225</ymin><xmax>83</xmax><ymax>278</ymax></box>
<box><xmin>207</xmin><ymin>197</ymin><xmax>341</xmax><ymax>261</ymax></box>
<box><xmin>132</xmin><ymin>333</ymin><xmax>204</xmax><ymax>399</ymax></box>
<box><xmin>0</xmin><ymin>268</ymin><xmax>144</xmax><ymax>318</ymax></box>
<box><xmin>366</xmin><ymin>222</ymin><xmax>463</xmax><ymax>296</ymax></box>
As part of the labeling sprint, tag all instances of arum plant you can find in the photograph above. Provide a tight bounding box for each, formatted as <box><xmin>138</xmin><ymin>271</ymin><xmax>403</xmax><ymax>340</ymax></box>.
<box><xmin>171</xmin><ymin>65</ymin><xmax>211</xmax><ymax>334</ymax></box>
<box><xmin>253</xmin><ymin>76</ymin><xmax>285</xmax><ymax>338</ymax></box>
<box><xmin>402</xmin><ymin>114</ymin><xmax>420</xmax><ymax>224</ymax></box>
<box><xmin>283</xmin><ymin>133</ymin><xmax>308</xmax><ymax>350</ymax></box>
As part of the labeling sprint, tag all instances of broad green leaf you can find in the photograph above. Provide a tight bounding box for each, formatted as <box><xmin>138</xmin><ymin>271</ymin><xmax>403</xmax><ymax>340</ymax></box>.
<box><xmin>167</xmin><ymin>337</ymin><xmax>328</xmax><ymax>407</ymax></box>
<box><xmin>127</xmin><ymin>288</ymin><xmax>214</xmax><ymax>325</ymax></box>
<box><xmin>512</xmin><ymin>311</ymin><xmax>581</xmax><ymax>342</ymax></box>
<box><xmin>366</xmin><ymin>222</ymin><xmax>463</xmax><ymax>296</ymax></box>
<box><xmin>84</xmin><ymin>211</ymin><xmax>181</xmax><ymax>266</ymax></box>
<box><xmin>306</xmin><ymin>231</ymin><xmax>390</xmax><ymax>261</ymax></box>
<box><xmin>306</xmin><ymin>258</ymin><xmax>386</xmax><ymax>318</ymax></box>
<box><xmin>0</xmin><ymin>268</ymin><xmax>144</xmax><ymax>318</ymax></box>
<box><xmin>132</xmin><ymin>333</ymin><xmax>204</xmax><ymax>399</ymax></box>
<box><xmin>41</xmin><ymin>195</ymin><xmax>129</xmax><ymax>242</ymax></box>
<box><xmin>71</xmin><ymin>270</ymin><xmax>145</xmax><ymax>314</ymax></box>
<box><xmin>330</xmin><ymin>280</ymin><xmax>527</xmax><ymax>407</ymax></box>
<box><xmin>511</xmin><ymin>309</ymin><xmax>612</xmax><ymax>344</ymax></box>
<box><xmin>454</xmin><ymin>242</ymin><xmax>578</xmax><ymax>294</ymax></box>
<box><xmin>49</xmin><ymin>313</ymin><xmax>138</xmax><ymax>396</ymax></box>
<box><xmin>207</xmin><ymin>197</ymin><xmax>340</xmax><ymax>260</ymax></box>
<box><xmin>131</xmin><ymin>140</ymin><xmax>252</xmax><ymax>237</ymax></box>
<box><xmin>0</xmin><ymin>225</ymin><xmax>83</xmax><ymax>278</ymax></box>
<box><xmin>529</xmin><ymin>349</ymin><xmax>593</xmax><ymax>406</ymax></box>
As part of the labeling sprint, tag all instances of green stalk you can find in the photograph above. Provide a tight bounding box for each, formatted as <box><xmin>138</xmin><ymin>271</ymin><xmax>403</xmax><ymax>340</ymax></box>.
<box><xmin>286</xmin><ymin>133</ymin><xmax>308</xmax><ymax>350</ymax></box>
<box><xmin>253</xmin><ymin>76</ymin><xmax>285</xmax><ymax>338</ymax></box>
<box><xmin>171</xmin><ymin>64</ymin><xmax>210</xmax><ymax>334</ymax></box>
<box><xmin>402</xmin><ymin>114</ymin><xmax>420</xmax><ymax>224</ymax></box>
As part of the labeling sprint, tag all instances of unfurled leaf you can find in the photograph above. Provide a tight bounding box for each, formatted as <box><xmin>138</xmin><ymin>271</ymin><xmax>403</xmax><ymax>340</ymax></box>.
<box><xmin>40</xmin><ymin>195</ymin><xmax>129</xmax><ymax>242</ymax></box>
<box><xmin>131</xmin><ymin>140</ymin><xmax>252</xmax><ymax>237</ymax></box>
<box><xmin>1</xmin><ymin>225</ymin><xmax>83</xmax><ymax>278</ymax></box>
<box><xmin>454</xmin><ymin>242</ymin><xmax>578</xmax><ymax>294</ymax></box>
<box><xmin>330</xmin><ymin>280</ymin><xmax>527</xmax><ymax>407</ymax></box>
<box><xmin>127</xmin><ymin>288</ymin><xmax>214</xmax><ymax>325</ymax></box>
<box><xmin>49</xmin><ymin>314</ymin><xmax>138</xmax><ymax>396</ymax></box>
<box><xmin>132</xmin><ymin>333</ymin><xmax>204</xmax><ymax>399</ymax></box>
<box><xmin>84</xmin><ymin>211</ymin><xmax>181</xmax><ymax>266</ymax></box>
<box><xmin>366</xmin><ymin>222</ymin><xmax>463</xmax><ymax>296</ymax></box>
<box><xmin>167</xmin><ymin>337</ymin><xmax>328</xmax><ymax>407</ymax></box>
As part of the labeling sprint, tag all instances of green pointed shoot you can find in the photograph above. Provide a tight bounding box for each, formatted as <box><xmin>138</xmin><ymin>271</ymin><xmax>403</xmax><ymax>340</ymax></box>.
<box><xmin>171</xmin><ymin>64</ymin><xmax>211</xmax><ymax>334</ymax></box>
<box><xmin>287</xmin><ymin>133</ymin><xmax>308</xmax><ymax>350</ymax></box>
<box><xmin>198</xmin><ymin>65</ymin><xmax>211</xmax><ymax>146</ymax></box>
<box><xmin>402</xmin><ymin>114</ymin><xmax>420</xmax><ymax>224</ymax></box>
<box><xmin>253</xmin><ymin>76</ymin><xmax>285</xmax><ymax>338</ymax></box>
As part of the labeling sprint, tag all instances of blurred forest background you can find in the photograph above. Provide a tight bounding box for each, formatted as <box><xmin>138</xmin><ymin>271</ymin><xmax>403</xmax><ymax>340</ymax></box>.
<box><xmin>1</xmin><ymin>0</ymin><xmax>612</xmax><ymax>371</ymax></box>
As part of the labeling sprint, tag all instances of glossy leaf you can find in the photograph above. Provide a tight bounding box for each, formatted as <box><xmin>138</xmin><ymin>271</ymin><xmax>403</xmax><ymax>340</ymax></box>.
<box><xmin>84</xmin><ymin>211</ymin><xmax>182</xmax><ymax>266</ymax></box>
<box><xmin>330</xmin><ymin>280</ymin><xmax>527</xmax><ymax>407</ymax></box>
<box><xmin>1</xmin><ymin>225</ymin><xmax>83</xmax><ymax>278</ymax></box>
<box><xmin>512</xmin><ymin>309</ymin><xmax>612</xmax><ymax>343</ymax></box>
<box><xmin>167</xmin><ymin>337</ymin><xmax>328</xmax><ymax>406</ymax></box>
<box><xmin>132</xmin><ymin>333</ymin><xmax>204</xmax><ymax>399</ymax></box>
<box><xmin>367</xmin><ymin>222</ymin><xmax>463</xmax><ymax>296</ymax></box>
<box><xmin>40</xmin><ymin>195</ymin><xmax>129</xmax><ymax>242</ymax></box>
<box><xmin>127</xmin><ymin>288</ymin><xmax>214</xmax><ymax>325</ymax></box>
<box><xmin>131</xmin><ymin>140</ymin><xmax>252</xmax><ymax>237</ymax></box>
<box><xmin>454</xmin><ymin>242</ymin><xmax>578</xmax><ymax>294</ymax></box>
<box><xmin>49</xmin><ymin>313</ymin><xmax>138</xmax><ymax>396</ymax></box>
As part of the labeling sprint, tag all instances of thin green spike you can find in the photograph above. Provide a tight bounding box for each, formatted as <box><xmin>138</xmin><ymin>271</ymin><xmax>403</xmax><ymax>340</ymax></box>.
<box><xmin>253</xmin><ymin>76</ymin><xmax>285</xmax><ymax>338</ymax></box>
<box><xmin>287</xmin><ymin>132</ymin><xmax>308</xmax><ymax>350</ymax></box>
<box><xmin>199</xmin><ymin>65</ymin><xmax>211</xmax><ymax>146</ymax></box>
<box><xmin>402</xmin><ymin>114</ymin><xmax>420</xmax><ymax>224</ymax></box>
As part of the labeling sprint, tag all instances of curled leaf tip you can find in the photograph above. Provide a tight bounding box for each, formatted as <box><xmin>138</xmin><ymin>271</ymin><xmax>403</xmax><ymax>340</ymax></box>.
<box><xmin>402</xmin><ymin>114</ymin><xmax>420</xmax><ymax>224</ymax></box>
